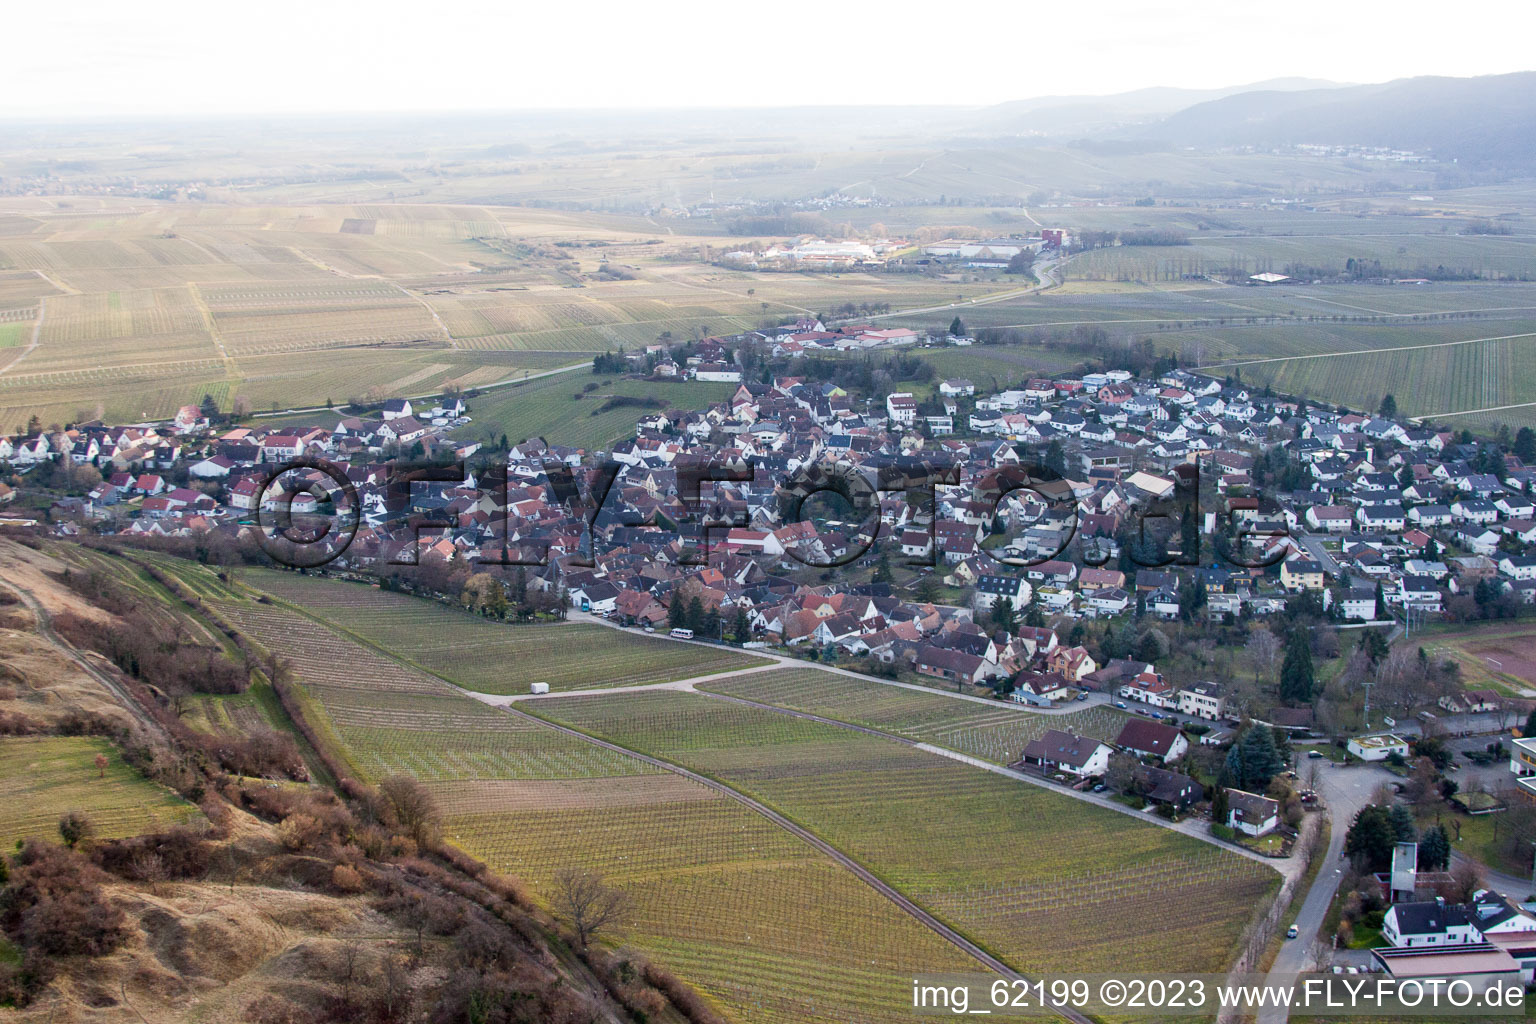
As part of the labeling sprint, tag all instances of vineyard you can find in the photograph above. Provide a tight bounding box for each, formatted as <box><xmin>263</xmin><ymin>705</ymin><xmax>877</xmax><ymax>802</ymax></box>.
<box><xmin>463</xmin><ymin>374</ymin><xmax>740</xmax><ymax>450</ymax></box>
<box><xmin>526</xmin><ymin>690</ymin><xmax>1277</xmax><ymax>975</ymax></box>
<box><xmin>700</xmin><ymin>668</ymin><xmax>1133</xmax><ymax>764</ymax></box>
<box><xmin>236</xmin><ymin>569</ymin><xmax>770</xmax><ymax>693</ymax></box>
<box><xmin>0</xmin><ymin>736</ymin><xmax>202</xmax><ymax>849</ymax></box>
<box><xmin>184</xmin><ymin>569</ymin><xmax>988</xmax><ymax>1022</ymax></box>
<box><xmin>445</xmin><ymin>773</ymin><xmax>981</xmax><ymax>1024</ymax></box>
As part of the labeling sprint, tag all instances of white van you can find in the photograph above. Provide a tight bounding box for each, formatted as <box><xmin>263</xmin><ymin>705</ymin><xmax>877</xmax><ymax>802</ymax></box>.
<box><xmin>670</xmin><ymin>628</ymin><xmax>694</xmax><ymax>639</ymax></box>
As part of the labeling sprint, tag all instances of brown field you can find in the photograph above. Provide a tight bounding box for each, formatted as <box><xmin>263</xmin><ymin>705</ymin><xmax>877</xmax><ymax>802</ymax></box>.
<box><xmin>0</xmin><ymin>198</ymin><xmax>1000</xmax><ymax>424</ymax></box>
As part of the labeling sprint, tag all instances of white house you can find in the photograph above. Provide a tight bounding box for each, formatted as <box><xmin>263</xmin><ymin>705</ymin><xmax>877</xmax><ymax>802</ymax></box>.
<box><xmin>1226</xmin><ymin>789</ymin><xmax>1279</xmax><ymax>837</ymax></box>
<box><xmin>1383</xmin><ymin>902</ymin><xmax>1482</xmax><ymax>949</ymax></box>
<box><xmin>971</xmin><ymin>575</ymin><xmax>1032</xmax><ymax>613</ymax></box>
<box><xmin>886</xmin><ymin>392</ymin><xmax>917</xmax><ymax>426</ymax></box>
<box><xmin>1347</xmin><ymin>734</ymin><xmax>1410</xmax><ymax>762</ymax></box>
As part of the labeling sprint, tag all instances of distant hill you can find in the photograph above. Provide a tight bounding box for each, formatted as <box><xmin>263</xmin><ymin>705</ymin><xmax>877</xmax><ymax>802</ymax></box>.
<box><xmin>968</xmin><ymin>78</ymin><xmax>1345</xmax><ymax>135</ymax></box>
<box><xmin>1143</xmin><ymin>72</ymin><xmax>1536</xmax><ymax>167</ymax></box>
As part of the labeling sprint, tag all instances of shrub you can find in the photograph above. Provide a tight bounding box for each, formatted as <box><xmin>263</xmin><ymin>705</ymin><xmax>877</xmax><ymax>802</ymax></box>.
<box><xmin>276</xmin><ymin>813</ymin><xmax>327</xmax><ymax>852</ymax></box>
<box><xmin>331</xmin><ymin>864</ymin><xmax>366</xmax><ymax>893</ymax></box>
<box><xmin>1211</xmin><ymin>823</ymin><xmax>1236</xmax><ymax>841</ymax></box>
<box><xmin>1</xmin><ymin>840</ymin><xmax>126</xmax><ymax>957</ymax></box>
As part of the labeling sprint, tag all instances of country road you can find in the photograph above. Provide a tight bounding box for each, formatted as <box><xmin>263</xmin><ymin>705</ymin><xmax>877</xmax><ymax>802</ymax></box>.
<box><xmin>854</xmin><ymin>255</ymin><xmax>1068</xmax><ymax>324</ymax></box>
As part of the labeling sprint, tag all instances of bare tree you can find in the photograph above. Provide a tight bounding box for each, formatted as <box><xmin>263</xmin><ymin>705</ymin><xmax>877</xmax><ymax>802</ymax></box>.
<box><xmin>378</xmin><ymin>774</ymin><xmax>442</xmax><ymax>848</ymax></box>
<box><xmin>1448</xmin><ymin>858</ymin><xmax>1484</xmax><ymax>904</ymax></box>
<box><xmin>553</xmin><ymin>866</ymin><xmax>631</xmax><ymax>948</ymax></box>
<box><xmin>1246</xmin><ymin>628</ymin><xmax>1282</xmax><ymax>684</ymax></box>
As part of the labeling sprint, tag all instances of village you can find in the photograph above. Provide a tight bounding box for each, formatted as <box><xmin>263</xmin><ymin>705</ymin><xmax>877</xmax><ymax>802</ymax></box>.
<box><xmin>6</xmin><ymin>312</ymin><xmax>1536</xmax><ymax>996</ymax></box>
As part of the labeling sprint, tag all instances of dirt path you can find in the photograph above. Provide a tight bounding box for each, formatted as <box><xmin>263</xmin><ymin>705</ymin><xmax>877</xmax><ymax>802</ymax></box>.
<box><xmin>0</xmin><ymin>576</ymin><xmax>164</xmax><ymax>739</ymax></box>
<box><xmin>495</xmin><ymin>702</ymin><xmax>1094</xmax><ymax>1024</ymax></box>
<box><xmin>0</xmin><ymin>295</ymin><xmax>45</xmax><ymax>377</ymax></box>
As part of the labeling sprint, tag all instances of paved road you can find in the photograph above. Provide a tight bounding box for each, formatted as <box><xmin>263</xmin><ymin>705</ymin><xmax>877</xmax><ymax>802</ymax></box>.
<box><xmin>488</xmin><ymin>701</ymin><xmax>1094</xmax><ymax>1024</ymax></box>
<box><xmin>566</xmin><ymin>610</ymin><xmax>1118</xmax><ymax>716</ymax></box>
<box><xmin>1257</xmin><ymin>761</ymin><xmax>1384</xmax><ymax>1024</ymax></box>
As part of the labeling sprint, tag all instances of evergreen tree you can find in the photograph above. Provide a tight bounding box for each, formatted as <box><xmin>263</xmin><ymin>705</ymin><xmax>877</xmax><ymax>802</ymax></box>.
<box><xmin>734</xmin><ymin>605</ymin><xmax>750</xmax><ymax>643</ymax></box>
<box><xmin>872</xmin><ymin>550</ymin><xmax>893</xmax><ymax>584</ymax></box>
<box><xmin>1378</xmin><ymin>394</ymin><xmax>1398</xmax><ymax>419</ymax></box>
<box><xmin>1211</xmin><ymin>787</ymin><xmax>1230</xmax><ymax>826</ymax></box>
<box><xmin>949</xmin><ymin>316</ymin><xmax>966</xmax><ymax>338</ymax></box>
<box><xmin>1516</xmin><ymin>426</ymin><xmax>1536</xmax><ymax>464</ymax></box>
<box><xmin>989</xmin><ymin>597</ymin><xmax>1015</xmax><ymax>632</ymax></box>
<box><xmin>1418</xmin><ymin>826</ymin><xmax>1451</xmax><ymax>871</ymax></box>
<box><xmin>686</xmin><ymin>597</ymin><xmax>704</xmax><ymax>632</ymax></box>
<box><xmin>1374</xmin><ymin>581</ymin><xmax>1387</xmax><ymax>620</ymax></box>
<box><xmin>1180</xmin><ymin>503</ymin><xmax>1199</xmax><ymax>563</ymax></box>
<box><xmin>667</xmin><ymin>597</ymin><xmax>686</xmax><ymax>630</ymax></box>
<box><xmin>1523</xmin><ymin>708</ymin><xmax>1536</xmax><ymax>738</ymax></box>
<box><xmin>1389</xmin><ymin>803</ymin><xmax>1417</xmax><ymax>843</ymax></box>
<box><xmin>1279</xmin><ymin>629</ymin><xmax>1315</xmax><ymax>704</ymax></box>
<box><xmin>1345</xmin><ymin>805</ymin><xmax>1398</xmax><ymax>872</ymax></box>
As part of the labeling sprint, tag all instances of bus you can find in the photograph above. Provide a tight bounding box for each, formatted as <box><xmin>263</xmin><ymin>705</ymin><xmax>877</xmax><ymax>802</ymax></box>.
<box><xmin>669</xmin><ymin>628</ymin><xmax>694</xmax><ymax>639</ymax></box>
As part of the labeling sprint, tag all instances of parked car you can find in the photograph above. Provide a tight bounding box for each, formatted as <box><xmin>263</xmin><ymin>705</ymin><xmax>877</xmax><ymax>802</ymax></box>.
<box><xmin>1092</xmin><ymin>784</ymin><xmax>1107</xmax><ymax>793</ymax></box>
<box><xmin>1114</xmin><ymin>701</ymin><xmax>1128</xmax><ymax>709</ymax></box>
<box><xmin>1076</xmin><ymin>692</ymin><xmax>1089</xmax><ymax>702</ymax></box>
<box><xmin>1287</xmin><ymin>925</ymin><xmax>1299</xmax><ymax>939</ymax></box>
<box><xmin>1308</xmin><ymin>750</ymin><xmax>1324</xmax><ymax>759</ymax></box>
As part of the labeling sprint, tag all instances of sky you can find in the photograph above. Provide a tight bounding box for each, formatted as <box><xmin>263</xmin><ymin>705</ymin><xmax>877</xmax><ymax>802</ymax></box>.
<box><xmin>9</xmin><ymin>0</ymin><xmax>1534</xmax><ymax>117</ymax></box>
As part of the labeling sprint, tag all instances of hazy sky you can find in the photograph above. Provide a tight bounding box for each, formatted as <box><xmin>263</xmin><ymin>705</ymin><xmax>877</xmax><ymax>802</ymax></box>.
<box><xmin>10</xmin><ymin>0</ymin><xmax>1533</xmax><ymax>117</ymax></box>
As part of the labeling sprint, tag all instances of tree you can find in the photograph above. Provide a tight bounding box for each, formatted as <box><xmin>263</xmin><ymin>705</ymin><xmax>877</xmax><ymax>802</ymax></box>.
<box><xmin>1105</xmin><ymin>752</ymin><xmax>1140</xmax><ymax>795</ymax></box>
<box><xmin>989</xmin><ymin>597</ymin><xmax>1015</xmax><ymax>633</ymax></box>
<box><xmin>1378</xmin><ymin>394</ymin><xmax>1398</xmax><ymax>419</ymax></box>
<box><xmin>1418</xmin><ymin>825</ymin><xmax>1451</xmax><ymax>871</ymax></box>
<box><xmin>1516</xmin><ymin>426</ymin><xmax>1536</xmax><ymax>464</ymax></box>
<box><xmin>1344</xmin><ymin>805</ymin><xmax>1398</xmax><ymax>872</ymax></box>
<box><xmin>1524</xmin><ymin>708</ymin><xmax>1536</xmax><ymax>738</ymax></box>
<box><xmin>1389</xmin><ymin>803</ymin><xmax>1417</xmax><ymax>843</ymax></box>
<box><xmin>948</xmin><ymin>316</ymin><xmax>966</xmax><ymax>338</ymax></box>
<box><xmin>378</xmin><ymin>774</ymin><xmax>442</xmax><ymax>848</ymax></box>
<box><xmin>915</xmin><ymin>574</ymin><xmax>942</xmax><ymax>603</ymax></box>
<box><xmin>1279</xmin><ymin>628</ymin><xmax>1315</xmax><ymax>704</ymax></box>
<box><xmin>1176</xmin><ymin>504</ymin><xmax>1200</xmax><ymax>566</ymax></box>
<box><xmin>1374</xmin><ymin>581</ymin><xmax>1388</xmax><ymax>620</ymax></box>
<box><xmin>58</xmin><ymin>810</ymin><xmax>94</xmax><ymax>849</ymax></box>
<box><xmin>1225</xmin><ymin>726</ymin><xmax>1283</xmax><ymax>791</ymax></box>
<box><xmin>1210</xmin><ymin>787</ymin><xmax>1229</xmax><ymax>825</ymax></box>
<box><xmin>686</xmin><ymin>596</ymin><xmax>704</xmax><ymax>632</ymax></box>
<box><xmin>1448</xmin><ymin>858</ymin><xmax>1484</xmax><ymax>904</ymax></box>
<box><xmin>872</xmin><ymin>550</ymin><xmax>893</xmax><ymax>584</ymax></box>
<box><xmin>1005</xmin><ymin>250</ymin><xmax>1035</xmax><ymax>275</ymax></box>
<box><xmin>667</xmin><ymin>597</ymin><xmax>686</xmax><ymax>631</ymax></box>
<box><xmin>1246</xmin><ymin>629</ymin><xmax>1282</xmax><ymax>683</ymax></box>
<box><xmin>93</xmin><ymin>753</ymin><xmax>109</xmax><ymax>779</ymax></box>
<box><xmin>733</xmin><ymin>605</ymin><xmax>750</xmax><ymax>643</ymax></box>
<box><xmin>552</xmin><ymin>866</ymin><xmax>630</xmax><ymax>948</ymax></box>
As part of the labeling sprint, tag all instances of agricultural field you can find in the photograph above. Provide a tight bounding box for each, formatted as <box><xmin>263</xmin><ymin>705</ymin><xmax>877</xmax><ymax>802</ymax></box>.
<box><xmin>0</xmin><ymin>736</ymin><xmax>202</xmax><ymax>849</ymax></box>
<box><xmin>444</xmin><ymin>772</ymin><xmax>983</xmax><ymax>1024</ymax></box>
<box><xmin>188</xmin><ymin>574</ymin><xmax>991</xmax><ymax>1022</ymax></box>
<box><xmin>1413</xmin><ymin>622</ymin><xmax>1536</xmax><ymax>697</ymax></box>
<box><xmin>527</xmin><ymin>690</ymin><xmax>1278</xmax><ymax>975</ymax></box>
<box><xmin>0</xmin><ymin>198</ymin><xmax>1002</xmax><ymax>424</ymax></box>
<box><xmin>461</xmin><ymin>373</ymin><xmax>740</xmax><ymax>450</ymax></box>
<box><xmin>234</xmin><ymin>568</ymin><xmax>770</xmax><ymax>693</ymax></box>
<box><xmin>700</xmin><ymin>668</ymin><xmax>1133</xmax><ymax>764</ymax></box>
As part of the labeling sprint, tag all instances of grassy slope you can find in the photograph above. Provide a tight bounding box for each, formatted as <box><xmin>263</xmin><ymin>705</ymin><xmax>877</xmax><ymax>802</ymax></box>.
<box><xmin>0</xmin><ymin>736</ymin><xmax>201</xmax><ymax>849</ymax></box>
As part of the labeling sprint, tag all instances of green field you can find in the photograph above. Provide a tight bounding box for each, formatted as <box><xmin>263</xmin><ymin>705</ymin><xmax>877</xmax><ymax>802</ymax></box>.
<box><xmin>700</xmin><ymin>668</ymin><xmax>1134</xmax><ymax>764</ymax></box>
<box><xmin>0</xmin><ymin>736</ymin><xmax>202</xmax><ymax>849</ymax></box>
<box><xmin>526</xmin><ymin>689</ymin><xmax>1278</xmax><ymax>976</ymax></box>
<box><xmin>236</xmin><ymin>568</ymin><xmax>771</xmax><ymax>693</ymax></box>
<box><xmin>197</xmin><ymin>577</ymin><xmax>990</xmax><ymax>1022</ymax></box>
<box><xmin>459</xmin><ymin>373</ymin><xmax>740</xmax><ymax>450</ymax></box>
